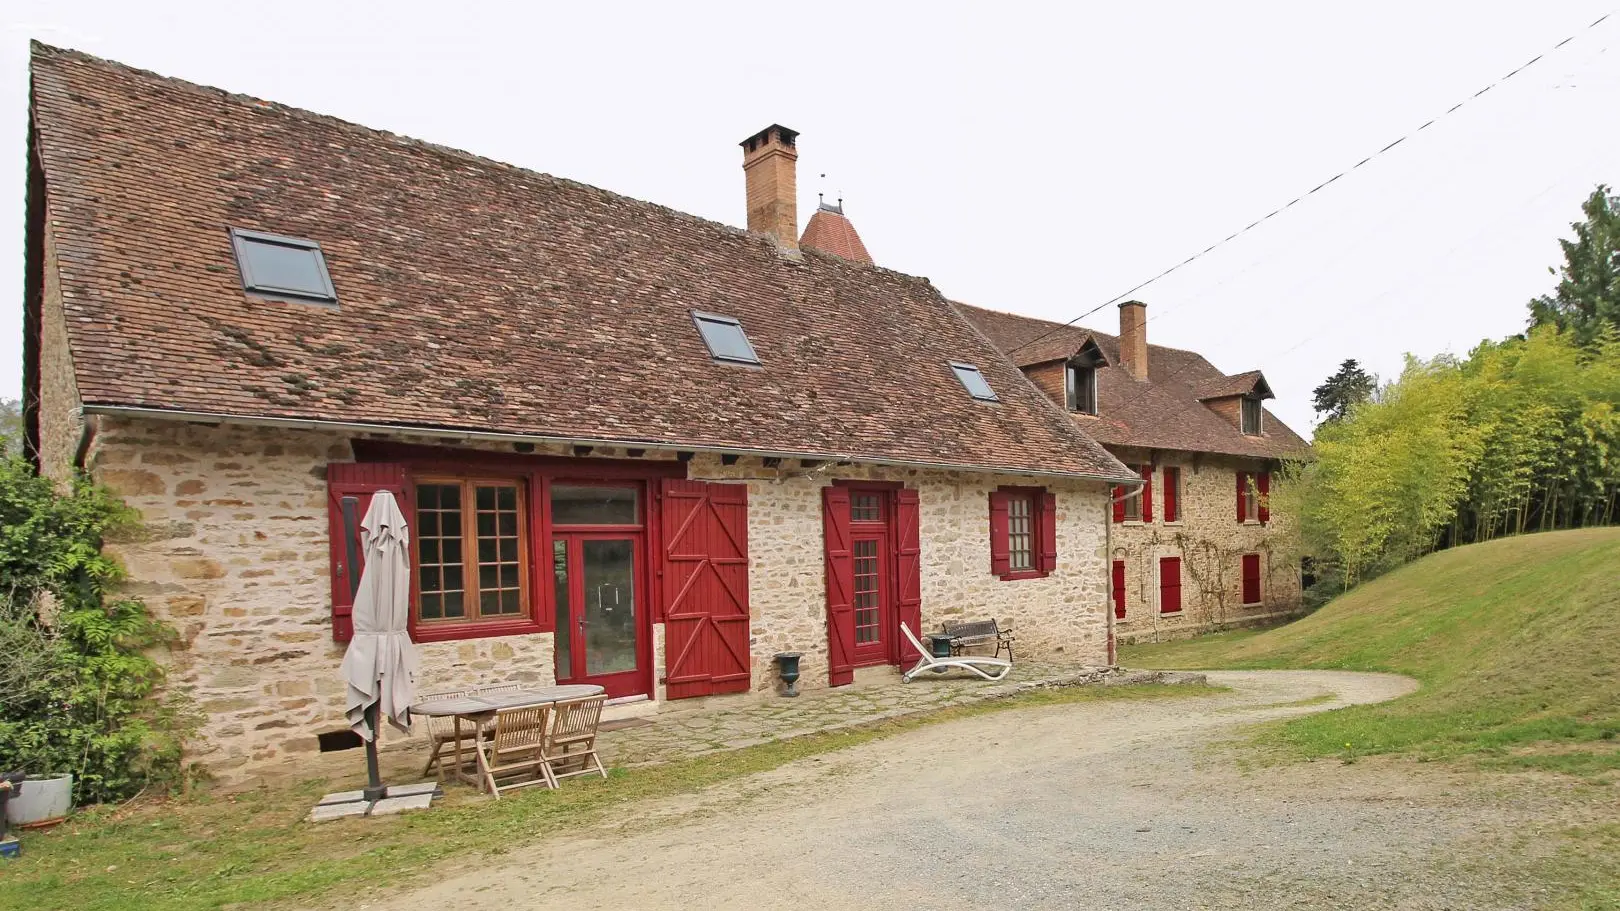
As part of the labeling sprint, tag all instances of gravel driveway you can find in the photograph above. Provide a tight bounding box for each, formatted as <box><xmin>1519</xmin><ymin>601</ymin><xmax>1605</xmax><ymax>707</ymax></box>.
<box><xmin>364</xmin><ymin>670</ymin><xmax>1568</xmax><ymax>910</ymax></box>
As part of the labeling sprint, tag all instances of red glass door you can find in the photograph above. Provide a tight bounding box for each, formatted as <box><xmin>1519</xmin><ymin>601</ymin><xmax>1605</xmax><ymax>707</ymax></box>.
<box><xmin>849</xmin><ymin>489</ymin><xmax>892</xmax><ymax>667</ymax></box>
<box><xmin>553</xmin><ymin>533</ymin><xmax>647</xmax><ymax>698</ymax></box>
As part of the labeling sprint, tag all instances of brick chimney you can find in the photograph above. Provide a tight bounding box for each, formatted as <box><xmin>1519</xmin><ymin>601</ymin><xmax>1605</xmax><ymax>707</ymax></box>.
<box><xmin>1118</xmin><ymin>300</ymin><xmax>1149</xmax><ymax>380</ymax></box>
<box><xmin>740</xmin><ymin>124</ymin><xmax>799</xmax><ymax>250</ymax></box>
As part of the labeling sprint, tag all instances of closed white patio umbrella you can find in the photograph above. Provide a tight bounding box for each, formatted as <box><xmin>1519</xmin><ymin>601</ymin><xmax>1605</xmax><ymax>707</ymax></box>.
<box><xmin>338</xmin><ymin>490</ymin><xmax>419</xmax><ymax>801</ymax></box>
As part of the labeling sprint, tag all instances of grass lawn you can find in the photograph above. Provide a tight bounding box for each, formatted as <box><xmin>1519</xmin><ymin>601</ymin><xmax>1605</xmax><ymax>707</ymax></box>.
<box><xmin>1124</xmin><ymin>527</ymin><xmax>1620</xmax><ymax>767</ymax></box>
<box><xmin>1122</xmin><ymin>527</ymin><xmax>1620</xmax><ymax>908</ymax></box>
<box><xmin>0</xmin><ymin>683</ymin><xmax>1219</xmax><ymax>911</ymax></box>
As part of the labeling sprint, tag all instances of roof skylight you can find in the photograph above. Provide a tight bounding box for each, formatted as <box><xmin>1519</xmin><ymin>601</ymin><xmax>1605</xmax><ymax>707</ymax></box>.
<box><xmin>692</xmin><ymin>311</ymin><xmax>760</xmax><ymax>365</ymax></box>
<box><xmin>229</xmin><ymin>228</ymin><xmax>337</xmax><ymax>304</ymax></box>
<box><xmin>950</xmin><ymin>362</ymin><xmax>999</xmax><ymax>402</ymax></box>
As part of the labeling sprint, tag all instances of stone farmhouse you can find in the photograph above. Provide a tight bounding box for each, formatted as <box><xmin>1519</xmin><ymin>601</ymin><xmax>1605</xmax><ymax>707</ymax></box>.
<box><xmin>21</xmin><ymin>45</ymin><xmax>1142</xmax><ymax>781</ymax></box>
<box><xmin>956</xmin><ymin>303</ymin><xmax>1312</xmax><ymax>641</ymax></box>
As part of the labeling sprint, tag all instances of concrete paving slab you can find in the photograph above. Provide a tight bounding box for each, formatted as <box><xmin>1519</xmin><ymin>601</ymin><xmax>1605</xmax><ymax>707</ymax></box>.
<box><xmin>369</xmin><ymin>794</ymin><xmax>434</xmax><ymax>816</ymax></box>
<box><xmin>309</xmin><ymin>801</ymin><xmax>368</xmax><ymax>822</ymax></box>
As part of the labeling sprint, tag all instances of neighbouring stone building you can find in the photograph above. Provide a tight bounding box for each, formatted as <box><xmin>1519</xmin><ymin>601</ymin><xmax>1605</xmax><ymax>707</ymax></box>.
<box><xmin>958</xmin><ymin>302</ymin><xmax>1312</xmax><ymax>642</ymax></box>
<box><xmin>21</xmin><ymin>45</ymin><xmax>1137</xmax><ymax>781</ymax></box>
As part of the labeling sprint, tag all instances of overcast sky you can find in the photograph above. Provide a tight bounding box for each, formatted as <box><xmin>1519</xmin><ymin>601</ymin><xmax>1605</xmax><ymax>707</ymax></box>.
<box><xmin>4</xmin><ymin>1</ymin><xmax>1618</xmax><ymax>433</ymax></box>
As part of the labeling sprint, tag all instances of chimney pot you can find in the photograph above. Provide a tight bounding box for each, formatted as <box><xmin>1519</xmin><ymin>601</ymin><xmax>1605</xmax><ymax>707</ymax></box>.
<box><xmin>740</xmin><ymin>124</ymin><xmax>800</xmax><ymax>250</ymax></box>
<box><xmin>1118</xmin><ymin>300</ymin><xmax>1149</xmax><ymax>380</ymax></box>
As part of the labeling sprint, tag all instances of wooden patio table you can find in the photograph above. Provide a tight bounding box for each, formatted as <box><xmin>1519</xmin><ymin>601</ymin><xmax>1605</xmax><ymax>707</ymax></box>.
<box><xmin>412</xmin><ymin>684</ymin><xmax>605</xmax><ymax>789</ymax></box>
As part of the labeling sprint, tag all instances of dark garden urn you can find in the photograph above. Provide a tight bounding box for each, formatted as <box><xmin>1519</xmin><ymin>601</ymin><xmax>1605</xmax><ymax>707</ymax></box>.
<box><xmin>774</xmin><ymin>652</ymin><xmax>804</xmax><ymax>697</ymax></box>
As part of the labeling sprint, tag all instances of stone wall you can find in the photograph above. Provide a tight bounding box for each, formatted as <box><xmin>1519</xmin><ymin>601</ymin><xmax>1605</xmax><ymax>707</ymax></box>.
<box><xmin>689</xmin><ymin>455</ymin><xmax>1112</xmax><ymax>692</ymax></box>
<box><xmin>1106</xmin><ymin>447</ymin><xmax>1302</xmax><ymax>643</ymax></box>
<box><xmin>83</xmin><ymin>417</ymin><xmax>1113</xmax><ymax>783</ymax></box>
<box><xmin>35</xmin><ymin>217</ymin><xmax>84</xmax><ymax>484</ymax></box>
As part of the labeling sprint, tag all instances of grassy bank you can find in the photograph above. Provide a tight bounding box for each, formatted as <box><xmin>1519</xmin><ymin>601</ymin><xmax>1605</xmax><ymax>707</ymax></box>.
<box><xmin>1</xmin><ymin>682</ymin><xmax>1218</xmax><ymax>911</ymax></box>
<box><xmin>1125</xmin><ymin>529</ymin><xmax>1620</xmax><ymax>909</ymax></box>
<box><xmin>1124</xmin><ymin>527</ymin><xmax>1620</xmax><ymax>769</ymax></box>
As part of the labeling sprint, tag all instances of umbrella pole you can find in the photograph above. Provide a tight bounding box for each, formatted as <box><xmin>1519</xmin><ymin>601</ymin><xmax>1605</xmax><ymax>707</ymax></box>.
<box><xmin>362</xmin><ymin>702</ymin><xmax>387</xmax><ymax>803</ymax></box>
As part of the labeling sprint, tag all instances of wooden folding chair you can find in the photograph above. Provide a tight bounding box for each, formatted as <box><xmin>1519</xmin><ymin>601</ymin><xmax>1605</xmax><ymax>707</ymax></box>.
<box><xmin>543</xmin><ymin>695</ymin><xmax>609</xmax><ymax>784</ymax></box>
<box><xmin>478</xmin><ymin>704</ymin><xmax>557</xmax><ymax>798</ymax></box>
<box><xmin>421</xmin><ymin>683</ymin><xmax>528</xmax><ymax>779</ymax></box>
<box><xmin>417</xmin><ymin>688</ymin><xmax>472</xmax><ymax>779</ymax></box>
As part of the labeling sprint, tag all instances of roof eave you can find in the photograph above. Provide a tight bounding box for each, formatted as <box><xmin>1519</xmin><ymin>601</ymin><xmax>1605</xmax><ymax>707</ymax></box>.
<box><xmin>81</xmin><ymin>404</ymin><xmax>1141</xmax><ymax>485</ymax></box>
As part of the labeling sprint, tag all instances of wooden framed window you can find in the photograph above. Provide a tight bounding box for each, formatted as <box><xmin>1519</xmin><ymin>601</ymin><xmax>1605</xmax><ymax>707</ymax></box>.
<box><xmin>1121</xmin><ymin>479</ymin><xmax>1141</xmax><ymax>521</ymax></box>
<box><xmin>1006</xmin><ymin>495</ymin><xmax>1035</xmax><ymax>571</ymax></box>
<box><xmin>1162</xmin><ymin>466</ymin><xmax>1181</xmax><ymax>523</ymax></box>
<box><xmin>1119</xmin><ymin>465</ymin><xmax>1152</xmax><ymax>522</ymax></box>
<box><xmin>1241</xmin><ymin>552</ymin><xmax>1262</xmax><ymax>605</ymax></box>
<box><xmin>1241</xmin><ymin>397</ymin><xmax>1263</xmax><ymax>435</ymax></box>
<box><xmin>850</xmin><ymin>492</ymin><xmax>883</xmax><ymax>523</ymax></box>
<box><xmin>1237</xmin><ymin>471</ymin><xmax>1270</xmax><ymax>524</ymax></box>
<box><xmin>415</xmin><ymin>478</ymin><xmax>529</xmax><ymax>625</ymax></box>
<box><xmin>1159</xmin><ymin>556</ymin><xmax>1183</xmax><ymax>614</ymax></box>
<box><xmin>1066</xmin><ymin>363</ymin><xmax>1097</xmax><ymax>414</ymax></box>
<box><xmin>989</xmin><ymin>487</ymin><xmax>1057</xmax><ymax>580</ymax></box>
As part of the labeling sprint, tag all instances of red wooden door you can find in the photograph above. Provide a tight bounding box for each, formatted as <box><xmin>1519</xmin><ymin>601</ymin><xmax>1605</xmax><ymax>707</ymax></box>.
<box><xmin>659</xmin><ymin>480</ymin><xmax>750</xmax><ymax>699</ymax></box>
<box><xmin>823</xmin><ymin>487</ymin><xmax>857</xmax><ymax>686</ymax></box>
<box><xmin>1159</xmin><ymin>556</ymin><xmax>1182</xmax><ymax>614</ymax></box>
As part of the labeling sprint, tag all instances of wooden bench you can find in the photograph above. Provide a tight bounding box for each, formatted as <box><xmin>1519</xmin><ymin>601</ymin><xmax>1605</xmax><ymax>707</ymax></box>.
<box><xmin>941</xmin><ymin>618</ymin><xmax>1015</xmax><ymax>661</ymax></box>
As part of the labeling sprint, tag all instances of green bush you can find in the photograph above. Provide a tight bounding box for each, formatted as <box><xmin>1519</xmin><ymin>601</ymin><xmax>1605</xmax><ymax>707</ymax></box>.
<box><xmin>0</xmin><ymin>457</ymin><xmax>190</xmax><ymax>803</ymax></box>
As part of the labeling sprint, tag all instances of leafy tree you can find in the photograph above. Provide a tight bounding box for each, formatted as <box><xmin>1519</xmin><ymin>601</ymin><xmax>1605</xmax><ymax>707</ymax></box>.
<box><xmin>1529</xmin><ymin>186</ymin><xmax>1620</xmax><ymax>346</ymax></box>
<box><xmin>1311</xmin><ymin>359</ymin><xmax>1376</xmax><ymax>422</ymax></box>
<box><xmin>0</xmin><ymin>397</ymin><xmax>20</xmax><ymax>456</ymax></box>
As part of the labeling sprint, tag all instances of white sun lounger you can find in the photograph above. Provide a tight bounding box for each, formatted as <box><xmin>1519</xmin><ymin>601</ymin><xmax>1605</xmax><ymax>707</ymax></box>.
<box><xmin>900</xmin><ymin>622</ymin><xmax>1013</xmax><ymax>683</ymax></box>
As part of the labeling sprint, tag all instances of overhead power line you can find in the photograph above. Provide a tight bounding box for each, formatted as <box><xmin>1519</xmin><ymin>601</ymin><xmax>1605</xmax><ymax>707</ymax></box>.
<box><xmin>1005</xmin><ymin>10</ymin><xmax>1616</xmax><ymax>358</ymax></box>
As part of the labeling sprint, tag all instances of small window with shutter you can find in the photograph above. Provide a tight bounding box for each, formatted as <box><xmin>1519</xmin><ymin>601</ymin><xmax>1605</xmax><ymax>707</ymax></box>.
<box><xmin>1241</xmin><ymin>553</ymin><xmax>1262</xmax><ymax>605</ymax></box>
<box><xmin>989</xmin><ymin>486</ymin><xmax>1057</xmax><ymax>580</ymax></box>
<box><xmin>1162</xmin><ymin>466</ymin><xmax>1181</xmax><ymax>523</ymax></box>
<box><xmin>1159</xmin><ymin>556</ymin><xmax>1182</xmax><ymax>614</ymax></box>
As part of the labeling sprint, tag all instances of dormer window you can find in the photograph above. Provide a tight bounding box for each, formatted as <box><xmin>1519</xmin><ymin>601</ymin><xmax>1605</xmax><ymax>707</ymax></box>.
<box><xmin>1064</xmin><ymin>339</ymin><xmax>1107</xmax><ymax>415</ymax></box>
<box><xmin>1241</xmin><ymin>397</ymin><xmax>1263</xmax><ymax>435</ymax></box>
<box><xmin>1066</xmin><ymin>363</ymin><xmax>1097</xmax><ymax>414</ymax></box>
<box><xmin>950</xmin><ymin>363</ymin><xmax>999</xmax><ymax>402</ymax></box>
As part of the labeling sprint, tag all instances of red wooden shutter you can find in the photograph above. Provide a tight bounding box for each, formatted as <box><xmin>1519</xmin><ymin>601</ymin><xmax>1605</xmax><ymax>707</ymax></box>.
<box><xmin>1242</xmin><ymin>553</ymin><xmax>1262</xmax><ymax>604</ymax></box>
<box><xmin>1163</xmin><ymin>467</ymin><xmax>1179</xmax><ymax>523</ymax></box>
<box><xmin>988</xmin><ymin>490</ymin><xmax>1011</xmax><ymax>576</ymax></box>
<box><xmin>659</xmin><ymin>479</ymin><xmax>751</xmax><ymax>699</ymax></box>
<box><xmin>1236</xmin><ymin>471</ymin><xmax>1247</xmax><ymax>522</ymax></box>
<box><xmin>823</xmin><ymin>486</ymin><xmax>857</xmax><ymax>687</ymax></box>
<box><xmin>1257</xmin><ymin>472</ymin><xmax>1271</xmax><ymax>524</ymax></box>
<box><xmin>327</xmin><ymin>462</ymin><xmax>409</xmax><ymax>642</ymax></box>
<box><xmin>1159</xmin><ymin>556</ymin><xmax>1182</xmax><ymax>614</ymax></box>
<box><xmin>1038</xmin><ymin>491</ymin><xmax>1058</xmax><ymax>575</ymax></box>
<box><xmin>1139</xmin><ymin>465</ymin><xmax>1154</xmax><ymax>522</ymax></box>
<box><xmin>1111</xmin><ymin>559</ymin><xmax>1126</xmax><ymax>618</ymax></box>
<box><xmin>1112</xmin><ymin>485</ymin><xmax>1126</xmax><ymax>523</ymax></box>
<box><xmin>895</xmin><ymin>489</ymin><xmax>924</xmax><ymax>664</ymax></box>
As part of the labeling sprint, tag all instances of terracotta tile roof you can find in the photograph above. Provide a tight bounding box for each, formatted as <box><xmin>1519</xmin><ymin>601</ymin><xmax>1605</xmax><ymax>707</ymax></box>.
<box><xmin>798</xmin><ymin>205</ymin><xmax>872</xmax><ymax>264</ymax></box>
<box><xmin>28</xmin><ymin>44</ymin><xmax>1134</xmax><ymax>481</ymax></box>
<box><xmin>954</xmin><ymin>302</ymin><xmax>1310</xmax><ymax>461</ymax></box>
<box><xmin>1191</xmin><ymin>370</ymin><xmax>1271</xmax><ymax>401</ymax></box>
